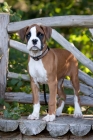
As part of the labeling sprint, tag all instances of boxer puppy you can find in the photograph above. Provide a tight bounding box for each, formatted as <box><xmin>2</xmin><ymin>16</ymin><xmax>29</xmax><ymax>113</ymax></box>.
<box><xmin>19</xmin><ymin>24</ymin><xmax>82</xmax><ymax>122</ymax></box>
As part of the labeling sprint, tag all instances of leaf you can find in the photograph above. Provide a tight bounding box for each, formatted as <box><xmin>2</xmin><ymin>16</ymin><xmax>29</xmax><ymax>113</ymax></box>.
<box><xmin>17</xmin><ymin>81</ymin><xmax>23</xmax><ymax>87</ymax></box>
<box><xmin>3</xmin><ymin>110</ymin><xmax>9</xmax><ymax>118</ymax></box>
<box><xmin>4</xmin><ymin>102</ymin><xmax>10</xmax><ymax>109</ymax></box>
<box><xmin>12</xmin><ymin>113</ymin><xmax>20</xmax><ymax>120</ymax></box>
<box><xmin>10</xmin><ymin>79</ymin><xmax>18</xmax><ymax>86</ymax></box>
<box><xmin>0</xmin><ymin>98</ymin><xmax>4</xmax><ymax>105</ymax></box>
<box><xmin>13</xmin><ymin>107</ymin><xmax>19</xmax><ymax>112</ymax></box>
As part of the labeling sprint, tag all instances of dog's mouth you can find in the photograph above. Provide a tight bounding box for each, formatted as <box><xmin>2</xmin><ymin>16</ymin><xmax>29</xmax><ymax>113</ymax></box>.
<box><xmin>30</xmin><ymin>46</ymin><xmax>40</xmax><ymax>53</ymax></box>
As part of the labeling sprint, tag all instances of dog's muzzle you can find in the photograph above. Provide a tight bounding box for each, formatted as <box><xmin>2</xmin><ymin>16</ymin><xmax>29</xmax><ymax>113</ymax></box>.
<box><xmin>29</xmin><ymin>46</ymin><xmax>41</xmax><ymax>53</ymax></box>
<box><xmin>31</xmin><ymin>46</ymin><xmax>39</xmax><ymax>51</ymax></box>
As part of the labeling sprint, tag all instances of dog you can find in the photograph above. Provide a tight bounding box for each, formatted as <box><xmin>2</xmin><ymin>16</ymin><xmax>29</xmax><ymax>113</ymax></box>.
<box><xmin>19</xmin><ymin>24</ymin><xmax>82</xmax><ymax>122</ymax></box>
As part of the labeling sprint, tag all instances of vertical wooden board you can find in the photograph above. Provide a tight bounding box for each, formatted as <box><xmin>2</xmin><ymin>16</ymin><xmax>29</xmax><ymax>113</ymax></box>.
<box><xmin>0</xmin><ymin>13</ymin><xmax>9</xmax><ymax>98</ymax></box>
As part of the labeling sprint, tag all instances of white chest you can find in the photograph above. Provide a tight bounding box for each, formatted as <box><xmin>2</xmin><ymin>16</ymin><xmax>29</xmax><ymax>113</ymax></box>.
<box><xmin>28</xmin><ymin>57</ymin><xmax>48</xmax><ymax>84</ymax></box>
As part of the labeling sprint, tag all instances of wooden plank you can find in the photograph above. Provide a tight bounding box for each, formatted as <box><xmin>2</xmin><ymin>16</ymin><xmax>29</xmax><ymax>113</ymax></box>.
<box><xmin>0</xmin><ymin>13</ymin><xmax>9</xmax><ymax>98</ymax></box>
<box><xmin>8</xmin><ymin>71</ymin><xmax>30</xmax><ymax>81</ymax></box>
<box><xmin>66</xmin><ymin>95</ymin><xmax>93</xmax><ymax>106</ymax></box>
<box><xmin>7</xmin><ymin>15</ymin><xmax>93</xmax><ymax>32</ymax></box>
<box><xmin>47</xmin><ymin>118</ymin><xmax>69</xmax><ymax>137</ymax></box>
<box><xmin>4</xmin><ymin>92</ymin><xmax>93</xmax><ymax>106</ymax></box>
<box><xmin>0</xmin><ymin>116</ymin><xmax>93</xmax><ymax>137</ymax></box>
<box><xmin>19</xmin><ymin>118</ymin><xmax>46</xmax><ymax>136</ymax></box>
<box><xmin>89</xmin><ymin>28</ymin><xmax>93</xmax><ymax>36</ymax></box>
<box><xmin>0</xmin><ymin>130</ymin><xmax>69</xmax><ymax>140</ymax></box>
<box><xmin>47</xmin><ymin>116</ymin><xmax>93</xmax><ymax>137</ymax></box>
<box><xmin>0</xmin><ymin>115</ymin><xmax>93</xmax><ymax>137</ymax></box>
<box><xmin>51</xmin><ymin>29</ymin><xmax>93</xmax><ymax>72</ymax></box>
<box><xmin>0</xmin><ymin>116</ymin><xmax>18</xmax><ymax>132</ymax></box>
<box><xmin>0</xmin><ymin>131</ymin><xmax>93</xmax><ymax>140</ymax></box>
<box><xmin>9</xmin><ymin>39</ymin><xmax>28</xmax><ymax>53</ymax></box>
<box><xmin>7</xmin><ymin>72</ymin><xmax>93</xmax><ymax>97</ymax></box>
<box><xmin>0</xmin><ymin>48</ymin><xmax>3</xmax><ymax>61</ymax></box>
<box><xmin>64</xmin><ymin>79</ymin><xmax>93</xmax><ymax>97</ymax></box>
<box><xmin>78</xmin><ymin>70</ymin><xmax>93</xmax><ymax>88</ymax></box>
<box><xmin>69</xmin><ymin>117</ymin><xmax>93</xmax><ymax>137</ymax></box>
<box><xmin>4</xmin><ymin>92</ymin><xmax>49</xmax><ymax>104</ymax></box>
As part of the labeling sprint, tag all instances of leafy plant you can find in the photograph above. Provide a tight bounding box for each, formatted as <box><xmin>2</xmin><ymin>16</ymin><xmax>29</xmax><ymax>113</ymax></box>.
<box><xmin>0</xmin><ymin>2</ymin><xmax>21</xmax><ymax>21</ymax></box>
<box><xmin>0</xmin><ymin>98</ymin><xmax>33</xmax><ymax>120</ymax></box>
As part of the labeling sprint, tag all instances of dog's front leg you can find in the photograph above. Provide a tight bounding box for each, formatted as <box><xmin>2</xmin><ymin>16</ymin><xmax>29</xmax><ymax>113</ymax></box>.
<box><xmin>28</xmin><ymin>79</ymin><xmax>40</xmax><ymax>120</ymax></box>
<box><xmin>42</xmin><ymin>79</ymin><xmax>57</xmax><ymax>122</ymax></box>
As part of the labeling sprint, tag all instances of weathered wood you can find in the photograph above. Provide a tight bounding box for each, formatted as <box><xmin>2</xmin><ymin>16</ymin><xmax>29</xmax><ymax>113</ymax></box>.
<box><xmin>0</xmin><ymin>131</ymin><xmax>93</xmax><ymax>140</ymax></box>
<box><xmin>78</xmin><ymin>70</ymin><xmax>93</xmax><ymax>88</ymax></box>
<box><xmin>51</xmin><ymin>29</ymin><xmax>93</xmax><ymax>72</ymax></box>
<box><xmin>0</xmin><ymin>117</ymin><xmax>18</xmax><ymax>132</ymax></box>
<box><xmin>5</xmin><ymin>92</ymin><xmax>49</xmax><ymax>104</ymax></box>
<box><xmin>19</xmin><ymin>118</ymin><xmax>46</xmax><ymax>136</ymax></box>
<box><xmin>0</xmin><ymin>116</ymin><xmax>93</xmax><ymax>137</ymax></box>
<box><xmin>8</xmin><ymin>71</ymin><xmax>30</xmax><ymax>81</ymax></box>
<box><xmin>89</xmin><ymin>28</ymin><xmax>93</xmax><ymax>36</ymax></box>
<box><xmin>66</xmin><ymin>95</ymin><xmax>93</xmax><ymax>106</ymax></box>
<box><xmin>70</xmin><ymin>117</ymin><xmax>93</xmax><ymax>137</ymax></box>
<box><xmin>9</xmin><ymin>39</ymin><xmax>28</xmax><ymax>53</ymax></box>
<box><xmin>47</xmin><ymin>120</ymin><xmax>69</xmax><ymax>137</ymax></box>
<box><xmin>0</xmin><ymin>13</ymin><xmax>9</xmax><ymax>98</ymax></box>
<box><xmin>7</xmin><ymin>72</ymin><xmax>93</xmax><ymax>97</ymax></box>
<box><xmin>1</xmin><ymin>131</ymin><xmax>93</xmax><ymax>140</ymax></box>
<box><xmin>47</xmin><ymin>116</ymin><xmax>93</xmax><ymax>137</ymax></box>
<box><xmin>70</xmin><ymin>124</ymin><xmax>91</xmax><ymax>137</ymax></box>
<box><xmin>0</xmin><ymin>130</ymin><xmax>69</xmax><ymax>140</ymax></box>
<box><xmin>0</xmin><ymin>48</ymin><xmax>3</xmax><ymax>61</ymax></box>
<box><xmin>64</xmin><ymin>79</ymin><xmax>93</xmax><ymax>97</ymax></box>
<box><xmin>4</xmin><ymin>92</ymin><xmax>93</xmax><ymax>106</ymax></box>
<box><xmin>7</xmin><ymin>15</ymin><xmax>93</xmax><ymax>32</ymax></box>
<box><xmin>8</xmin><ymin>70</ymin><xmax>93</xmax><ymax>90</ymax></box>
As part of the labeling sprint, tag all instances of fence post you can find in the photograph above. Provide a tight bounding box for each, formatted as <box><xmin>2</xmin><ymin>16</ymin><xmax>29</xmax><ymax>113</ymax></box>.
<box><xmin>0</xmin><ymin>13</ymin><xmax>9</xmax><ymax>98</ymax></box>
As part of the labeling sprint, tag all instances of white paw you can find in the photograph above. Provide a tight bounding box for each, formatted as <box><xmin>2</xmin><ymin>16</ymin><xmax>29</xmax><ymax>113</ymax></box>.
<box><xmin>74</xmin><ymin>96</ymin><xmax>83</xmax><ymax>118</ymax></box>
<box><xmin>42</xmin><ymin>114</ymin><xmax>55</xmax><ymax>122</ymax></box>
<box><xmin>56</xmin><ymin>107</ymin><xmax>62</xmax><ymax>116</ymax></box>
<box><xmin>56</xmin><ymin>101</ymin><xmax>65</xmax><ymax>116</ymax></box>
<box><xmin>27</xmin><ymin>113</ymin><xmax>39</xmax><ymax>120</ymax></box>
<box><xmin>73</xmin><ymin>111</ymin><xmax>83</xmax><ymax>118</ymax></box>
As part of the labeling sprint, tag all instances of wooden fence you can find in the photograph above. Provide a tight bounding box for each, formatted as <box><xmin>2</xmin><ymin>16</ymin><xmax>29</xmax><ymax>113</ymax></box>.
<box><xmin>0</xmin><ymin>13</ymin><xmax>93</xmax><ymax>106</ymax></box>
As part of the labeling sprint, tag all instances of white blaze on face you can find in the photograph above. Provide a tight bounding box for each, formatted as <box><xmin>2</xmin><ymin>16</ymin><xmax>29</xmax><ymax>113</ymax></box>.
<box><xmin>27</xmin><ymin>26</ymin><xmax>41</xmax><ymax>51</ymax></box>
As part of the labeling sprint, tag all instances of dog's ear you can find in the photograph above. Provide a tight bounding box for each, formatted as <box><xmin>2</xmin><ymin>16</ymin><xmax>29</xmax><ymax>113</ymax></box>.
<box><xmin>18</xmin><ymin>26</ymin><xmax>29</xmax><ymax>41</ymax></box>
<box><xmin>40</xmin><ymin>25</ymin><xmax>52</xmax><ymax>40</ymax></box>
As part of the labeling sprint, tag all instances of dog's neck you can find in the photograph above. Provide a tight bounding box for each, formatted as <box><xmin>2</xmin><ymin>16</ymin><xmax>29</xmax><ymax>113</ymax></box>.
<box><xmin>29</xmin><ymin>45</ymin><xmax>49</xmax><ymax>61</ymax></box>
<box><xmin>29</xmin><ymin>49</ymin><xmax>42</xmax><ymax>58</ymax></box>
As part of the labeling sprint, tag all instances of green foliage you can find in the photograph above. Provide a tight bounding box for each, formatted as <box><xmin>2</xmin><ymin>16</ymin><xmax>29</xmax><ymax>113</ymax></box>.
<box><xmin>0</xmin><ymin>98</ymin><xmax>33</xmax><ymax>119</ymax></box>
<box><xmin>0</xmin><ymin>2</ymin><xmax>22</xmax><ymax>21</ymax></box>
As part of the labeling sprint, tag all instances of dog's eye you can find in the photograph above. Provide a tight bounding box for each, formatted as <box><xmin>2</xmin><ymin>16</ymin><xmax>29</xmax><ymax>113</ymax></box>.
<box><xmin>37</xmin><ymin>32</ymin><xmax>44</xmax><ymax>38</ymax></box>
<box><xmin>26</xmin><ymin>32</ymin><xmax>31</xmax><ymax>40</ymax></box>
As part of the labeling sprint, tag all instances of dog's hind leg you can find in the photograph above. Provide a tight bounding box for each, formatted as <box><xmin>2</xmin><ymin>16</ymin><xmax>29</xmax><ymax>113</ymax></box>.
<box><xmin>71</xmin><ymin>74</ymin><xmax>83</xmax><ymax>118</ymax></box>
<box><xmin>56</xmin><ymin>79</ymin><xmax>66</xmax><ymax>116</ymax></box>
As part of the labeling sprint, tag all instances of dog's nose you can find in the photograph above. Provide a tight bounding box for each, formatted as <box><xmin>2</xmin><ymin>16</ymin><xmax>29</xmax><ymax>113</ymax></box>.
<box><xmin>32</xmin><ymin>39</ymin><xmax>38</xmax><ymax>45</ymax></box>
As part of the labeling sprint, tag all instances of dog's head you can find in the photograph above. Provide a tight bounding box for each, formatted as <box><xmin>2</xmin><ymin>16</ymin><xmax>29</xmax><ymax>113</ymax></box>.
<box><xmin>19</xmin><ymin>24</ymin><xmax>52</xmax><ymax>55</ymax></box>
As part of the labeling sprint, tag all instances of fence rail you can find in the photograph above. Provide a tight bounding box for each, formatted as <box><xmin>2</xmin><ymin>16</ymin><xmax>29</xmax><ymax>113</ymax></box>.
<box><xmin>8</xmin><ymin>15</ymin><xmax>93</xmax><ymax>32</ymax></box>
<box><xmin>5</xmin><ymin>92</ymin><xmax>93</xmax><ymax>106</ymax></box>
